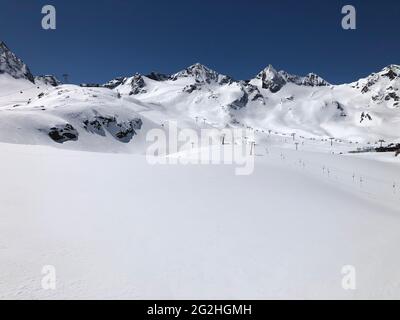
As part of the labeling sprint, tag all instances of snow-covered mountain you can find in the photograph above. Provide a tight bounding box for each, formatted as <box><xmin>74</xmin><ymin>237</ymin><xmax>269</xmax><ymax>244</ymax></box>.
<box><xmin>110</xmin><ymin>62</ymin><xmax>400</xmax><ymax>144</ymax></box>
<box><xmin>3</xmin><ymin>41</ymin><xmax>400</xmax><ymax>300</ymax></box>
<box><xmin>0</xmin><ymin>41</ymin><xmax>34</xmax><ymax>83</ymax></box>
<box><xmin>0</xmin><ymin>41</ymin><xmax>400</xmax><ymax>151</ymax></box>
<box><xmin>249</xmin><ymin>64</ymin><xmax>330</xmax><ymax>93</ymax></box>
<box><xmin>350</xmin><ymin>64</ymin><xmax>400</xmax><ymax>108</ymax></box>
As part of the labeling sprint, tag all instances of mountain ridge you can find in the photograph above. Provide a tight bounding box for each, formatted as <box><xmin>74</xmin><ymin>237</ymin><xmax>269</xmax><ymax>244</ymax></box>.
<box><xmin>1</xmin><ymin>40</ymin><xmax>400</xmax><ymax>150</ymax></box>
<box><xmin>1</xmin><ymin>40</ymin><xmax>398</xmax><ymax>90</ymax></box>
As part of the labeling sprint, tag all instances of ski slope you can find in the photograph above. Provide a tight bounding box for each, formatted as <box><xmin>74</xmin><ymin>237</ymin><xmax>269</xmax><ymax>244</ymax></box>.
<box><xmin>1</xmin><ymin>142</ymin><xmax>400</xmax><ymax>299</ymax></box>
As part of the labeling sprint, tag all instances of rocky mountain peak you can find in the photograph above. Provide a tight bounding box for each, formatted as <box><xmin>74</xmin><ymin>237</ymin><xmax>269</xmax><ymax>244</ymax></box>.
<box><xmin>0</xmin><ymin>41</ymin><xmax>34</xmax><ymax>83</ymax></box>
<box><xmin>255</xmin><ymin>65</ymin><xmax>330</xmax><ymax>92</ymax></box>
<box><xmin>257</xmin><ymin>64</ymin><xmax>279</xmax><ymax>79</ymax></box>
<box><xmin>170</xmin><ymin>63</ymin><xmax>225</xmax><ymax>84</ymax></box>
<box><xmin>256</xmin><ymin>65</ymin><xmax>286</xmax><ymax>93</ymax></box>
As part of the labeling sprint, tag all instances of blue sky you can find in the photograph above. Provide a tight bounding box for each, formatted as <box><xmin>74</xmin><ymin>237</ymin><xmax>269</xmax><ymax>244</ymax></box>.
<box><xmin>1</xmin><ymin>0</ymin><xmax>399</xmax><ymax>84</ymax></box>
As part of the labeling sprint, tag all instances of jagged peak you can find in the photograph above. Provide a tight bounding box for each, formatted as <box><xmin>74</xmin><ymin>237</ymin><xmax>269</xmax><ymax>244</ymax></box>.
<box><xmin>0</xmin><ymin>41</ymin><xmax>9</xmax><ymax>50</ymax></box>
<box><xmin>264</xmin><ymin>64</ymin><xmax>278</xmax><ymax>73</ymax></box>
<box><xmin>301</xmin><ymin>73</ymin><xmax>330</xmax><ymax>86</ymax></box>
<box><xmin>254</xmin><ymin>65</ymin><xmax>286</xmax><ymax>93</ymax></box>
<box><xmin>177</xmin><ymin>63</ymin><xmax>219</xmax><ymax>78</ymax></box>
<box><xmin>255</xmin><ymin>65</ymin><xmax>330</xmax><ymax>91</ymax></box>
<box><xmin>171</xmin><ymin>62</ymin><xmax>231</xmax><ymax>84</ymax></box>
<box><xmin>0</xmin><ymin>40</ymin><xmax>34</xmax><ymax>83</ymax></box>
<box><xmin>187</xmin><ymin>62</ymin><xmax>213</xmax><ymax>72</ymax></box>
<box><xmin>257</xmin><ymin>64</ymin><xmax>280</xmax><ymax>78</ymax></box>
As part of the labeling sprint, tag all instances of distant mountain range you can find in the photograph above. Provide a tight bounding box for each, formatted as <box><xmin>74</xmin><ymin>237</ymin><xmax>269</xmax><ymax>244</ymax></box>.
<box><xmin>0</xmin><ymin>40</ymin><xmax>399</xmax><ymax>150</ymax></box>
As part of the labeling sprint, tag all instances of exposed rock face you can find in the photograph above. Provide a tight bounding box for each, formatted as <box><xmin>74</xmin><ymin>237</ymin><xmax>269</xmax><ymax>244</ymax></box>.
<box><xmin>128</xmin><ymin>74</ymin><xmax>147</xmax><ymax>95</ymax></box>
<box><xmin>0</xmin><ymin>41</ymin><xmax>34</xmax><ymax>82</ymax></box>
<box><xmin>256</xmin><ymin>65</ymin><xmax>330</xmax><ymax>93</ymax></box>
<box><xmin>385</xmin><ymin>91</ymin><xmax>399</xmax><ymax>102</ymax></box>
<box><xmin>247</xmin><ymin>85</ymin><xmax>265</xmax><ymax>103</ymax></box>
<box><xmin>146</xmin><ymin>72</ymin><xmax>169</xmax><ymax>81</ymax></box>
<box><xmin>382</xmin><ymin>65</ymin><xmax>399</xmax><ymax>80</ymax></box>
<box><xmin>83</xmin><ymin>115</ymin><xmax>143</xmax><ymax>143</ymax></box>
<box><xmin>35</xmin><ymin>75</ymin><xmax>61</xmax><ymax>87</ymax></box>
<box><xmin>333</xmin><ymin>101</ymin><xmax>347</xmax><ymax>117</ymax></box>
<box><xmin>360</xmin><ymin>112</ymin><xmax>372</xmax><ymax>123</ymax></box>
<box><xmin>48</xmin><ymin>124</ymin><xmax>79</xmax><ymax>143</ymax></box>
<box><xmin>256</xmin><ymin>65</ymin><xmax>287</xmax><ymax>93</ymax></box>
<box><xmin>227</xmin><ymin>83</ymin><xmax>266</xmax><ymax>110</ymax></box>
<box><xmin>103</xmin><ymin>77</ymin><xmax>126</xmax><ymax>89</ymax></box>
<box><xmin>300</xmin><ymin>73</ymin><xmax>330</xmax><ymax>86</ymax></box>
<box><xmin>183</xmin><ymin>83</ymin><xmax>202</xmax><ymax>93</ymax></box>
<box><xmin>228</xmin><ymin>91</ymin><xmax>249</xmax><ymax>110</ymax></box>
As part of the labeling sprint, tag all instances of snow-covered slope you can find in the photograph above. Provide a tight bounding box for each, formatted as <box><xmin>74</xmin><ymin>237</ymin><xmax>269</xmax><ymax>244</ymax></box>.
<box><xmin>350</xmin><ymin>65</ymin><xmax>400</xmax><ymax>108</ymax></box>
<box><xmin>1</xmin><ymin>142</ymin><xmax>400</xmax><ymax>299</ymax></box>
<box><xmin>0</xmin><ymin>82</ymin><xmax>162</xmax><ymax>152</ymax></box>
